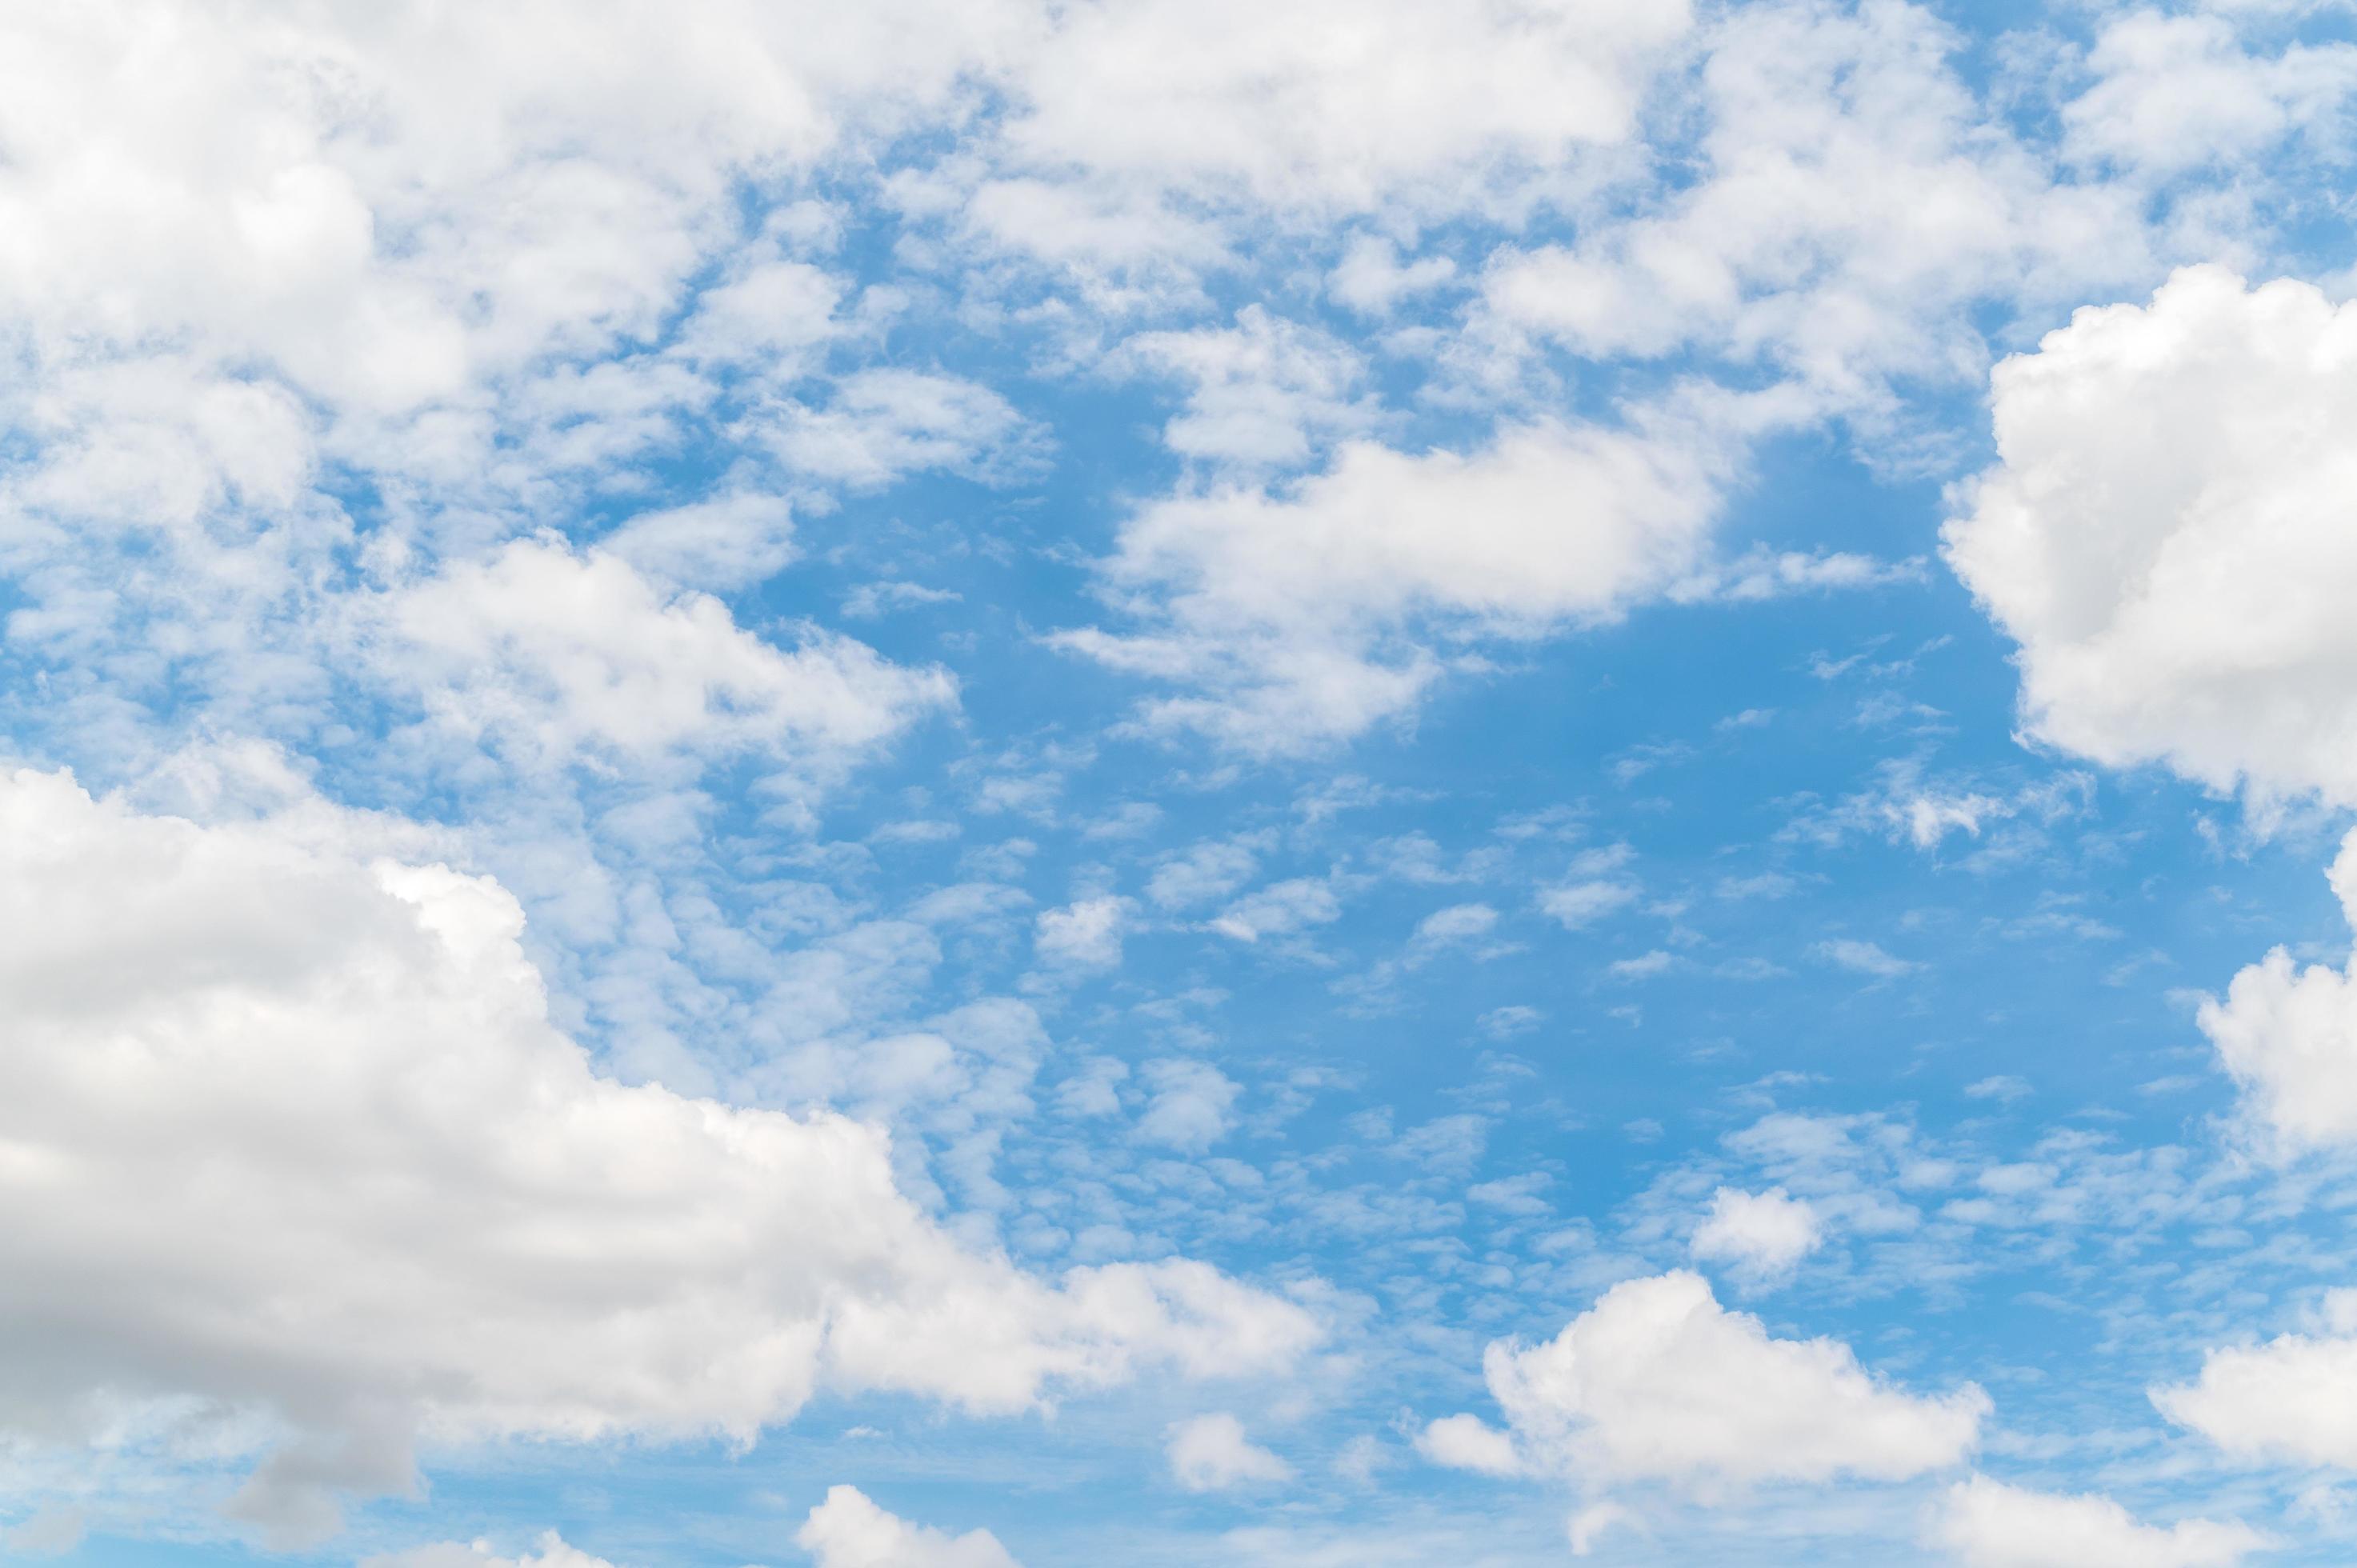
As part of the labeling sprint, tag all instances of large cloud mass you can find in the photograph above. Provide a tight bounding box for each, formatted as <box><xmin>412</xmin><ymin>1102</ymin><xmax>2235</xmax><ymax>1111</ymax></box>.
<box><xmin>2196</xmin><ymin>828</ymin><xmax>2357</xmax><ymax>1154</ymax></box>
<box><xmin>2154</xmin><ymin>1287</ymin><xmax>2357</xmax><ymax>1472</ymax></box>
<box><xmin>0</xmin><ymin>768</ymin><xmax>1316</xmax><ymax>1545</ymax></box>
<box><xmin>1423</xmin><ymin>1270</ymin><xmax>1986</xmax><ymax>1490</ymax></box>
<box><xmin>797</xmin><ymin>1486</ymin><xmax>1023</xmax><ymax>1568</ymax></box>
<box><xmin>1932</xmin><ymin>1474</ymin><xmax>2267</xmax><ymax>1568</ymax></box>
<box><xmin>1947</xmin><ymin>265</ymin><xmax>2357</xmax><ymax>809</ymax></box>
<box><xmin>1058</xmin><ymin>419</ymin><xmax>1732</xmax><ymax>752</ymax></box>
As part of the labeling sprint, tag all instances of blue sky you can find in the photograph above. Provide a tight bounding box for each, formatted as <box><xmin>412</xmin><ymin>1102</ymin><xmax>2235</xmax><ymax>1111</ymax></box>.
<box><xmin>11</xmin><ymin>2</ymin><xmax>2357</xmax><ymax>1566</ymax></box>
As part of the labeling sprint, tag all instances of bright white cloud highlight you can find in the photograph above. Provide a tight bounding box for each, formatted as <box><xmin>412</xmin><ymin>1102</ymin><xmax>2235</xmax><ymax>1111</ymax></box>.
<box><xmin>1114</xmin><ymin>308</ymin><xmax>1374</xmax><ymax>470</ymax></box>
<box><xmin>1414</xmin><ymin>1413</ymin><xmax>1524</xmax><ymax>1478</ymax></box>
<box><xmin>2062</xmin><ymin>12</ymin><xmax>2357</xmax><ymax>180</ymax></box>
<box><xmin>1470</xmin><ymin>1</ymin><xmax>2146</xmax><ymax>412</ymax></box>
<box><xmin>767</xmin><ymin>370</ymin><xmax>1046</xmax><ymax>492</ymax></box>
<box><xmin>2154</xmin><ymin>1288</ymin><xmax>2357</xmax><ymax>1470</ymax></box>
<box><xmin>0</xmin><ymin>768</ymin><xmax>1317</xmax><ymax>1546</ymax></box>
<box><xmin>988</xmin><ymin>0</ymin><xmax>1691</xmax><ymax>225</ymax></box>
<box><xmin>1948</xmin><ymin>266</ymin><xmax>2357</xmax><ymax>810</ymax></box>
<box><xmin>382</xmin><ymin>539</ymin><xmax>955</xmax><ymax>773</ymax></box>
<box><xmin>2198</xmin><ymin>828</ymin><xmax>2357</xmax><ymax>1154</ymax></box>
<box><xmin>797</xmin><ymin>1486</ymin><xmax>1022</xmax><ymax>1568</ymax></box>
<box><xmin>1166</xmin><ymin>1413</ymin><xmax>1294</xmax><ymax>1492</ymax></box>
<box><xmin>1691</xmin><ymin>1186</ymin><xmax>1823</xmax><ymax>1281</ymax></box>
<box><xmin>1057</xmin><ymin>420</ymin><xmax>1732</xmax><ymax>753</ymax></box>
<box><xmin>1932</xmin><ymin>1474</ymin><xmax>2270</xmax><ymax>1568</ymax></box>
<box><xmin>1426</xmin><ymin>1270</ymin><xmax>1985</xmax><ymax>1491</ymax></box>
<box><xmin>1034</xmin><ymin>896</ymin><xmax>1130</xmax><ymax>970</ymax></box>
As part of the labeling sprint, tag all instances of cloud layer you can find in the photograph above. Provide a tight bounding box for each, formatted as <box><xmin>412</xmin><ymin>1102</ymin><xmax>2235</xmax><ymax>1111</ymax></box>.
<box><xmin>0</xmin><ymin>768</ymin><xmax>1315</xmax><ymax>1544</ymax></box>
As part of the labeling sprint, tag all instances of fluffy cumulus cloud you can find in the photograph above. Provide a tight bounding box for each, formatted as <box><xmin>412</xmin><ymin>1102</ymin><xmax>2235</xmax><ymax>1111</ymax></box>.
<box><xmin>1931</xmin><ymin>1475</ymin><xmax>2269</xmax><ymax>1568</ymax></box>
<box><xmin>1111</xmin><ymin>307</ymin><xmax>1375</xmax><ymax>472</ymax></box>
<box><xmin>1033</xmin><ymin>895</ymin><xmax>1131</xmax><ymax>970</ymax></box>
<box><xmin>1043</xmin><ymin>0</ymin><xmax>2159</xmax><ymax>750</ymax></box>
<box><xmin>1947</xmin><ymin>266</ymin><xmax>2357</xmax><ymax>810</ymax></box>
<box><xmin>1423</xmin><ymin>1270</ymin><xmax>1986</xmax><ymax>1493</ymax></box>
<box><xmin>2062</xmin><ymin>10</ymin><xmax>2357</xmax><ymax>181</ymax></box>
<box><xmin>381</xmin><ymin>539</ymin><xmax>956</xmax><ymax>774</ymax></box>
<box><xmin>1058</xmin><ymin>419</ymin><xmax>1732</xmax><ymax>752</ymax></box>
<box><xmin>2154</xmin><ymin>1288</ymin><xmax>2357</xmax><ymax>1470</ymax></box>
<box><xmin>0</xmin><ymin>0</ymin><xmax>1030</xmax><ymax>552</ymax></box>
<box><xmin>797</xmin><ymin>1486</ymin><xmax>1022</xmax><ymax>1568</ymax></box>
<box><xmin>978</xmin><ymin>0</ymin><xmax>1691</xmax><ymax>247</ymax></box>
<box><xmin>2197</xmin><ymin>829</ymin><xmax>2357</xmax><ymax>1154</ymax></box>
<box><xmin>0</xmin><ymin>769</ymin><xmax>1317</xmax><ymax>1545</ymax></box>
<box><xmin>1690</xmin><ymin>1186</ymin><xmax>1822</xmax><ymax>1282</ymax></box>
<box><xmin>1468</xmin><ymin>0</ymin><xmax>2145</xmax><ymax>418</ymax></box>
<box><xmin>1166</xmin><ymin>1412</ymin><xmax>1295</xmax><ymax>1492</ymax></box>
<box><xmin>0</xmin><ymin>0</ymin><xmax>1019</xmax><ymax>394</ymax></box>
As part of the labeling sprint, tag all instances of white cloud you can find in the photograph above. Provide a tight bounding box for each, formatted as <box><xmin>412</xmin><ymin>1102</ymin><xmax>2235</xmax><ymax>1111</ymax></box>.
<box><xmin>1891</xmin><ymin>791</ymin><xmax>2005</xmax><ymax>850</ymax></box>
<box><xmin>1136</xmin><ymin>1060</ymin><xmax>1241</xmax><ymax>1154</ymax></box>
<box><xmin>670</xmin><ymin>254</ymin><xmax>846</xmax><ymax>374</ymax></box>
<box><xmin>766</xmin><ymin>370</ymin><xmax>1047</xmax><ymax>492</ymax></box>
<box><xmin>1932</xmin><ymin>1474</ymin><xmax>2271</xmax><ymax>1568</ymax></box>
<box><xmin>1414</xmin><ymin>1413</ymin><xmax>1523</xmax><ymax>1478</ymax></box>
<box><xmin>602</xmin><ymin>493</ymin><xmax>798</xmax><ymax>592</ymax></box>
<box><xmin>0</xmin><ymin>0</ymin><xmax>1030</xmax><ymax>518</ymax></box>
<box><xmin>1410</xmin><ymin>903</ymin><xmax>1500</xmax><ymax>958</ymax></box>
<box><xmin>983</xmin><ymin>0</ymin><xmax>1691</xmax><ymax>234</ymax></box>
<box><xmin>1426</xmin><ymin>1270</ymin><xmax>1985</xmax><ymax>1491</ymax></box>
<box><xmin>2062</xmin><ymin>12</ymin><xmax>2357</xmax><ymax>179</ymax></box>
<box><xmin>2197</xmin><ymin>828</ymin><xmax>2357</xmax><ymax>1154</ymax></box>
<box><xmin>1670</xmin><ymin>547</ymin><xmax>1923</xmax><ymax>606</ymax></box>
<box><xmin>1541</xmin><ymin>878</ymin><xmax>1640</xmax><ymax>931</ymax></box>
<box><xmin>1328</xmin><ymin>235</ymin><xmax>1457</xmax><ymax>317</ymax></box>
<box><xmin>1480</xmin><ymin>1004</ymin><xmax>1544</xmax><ymax>1039</ymax></box>
<box><xmin>1471</xmin><ymin>2</ymin><xmax>2147</xmax><ymax>422</ymax></box>
<box><xmin>2154</xmin><ymin>1288</ymin><xmax>2357</xmax><ymax>1470</ymax></box>
<box><xmin>0</xmin><ymin>768</ymin><xmax>1318</xmax><ymax>1545</ymax></box>
<box><xmin>1147</xmin><ymin>838</ymin><xmax>1264</xmax><ymax>911</ymax></box>
<box><xmin>1054</xmin><ymin>1056</ymin><xmax>1130</xmax><ymax>1119</ymax></box>
<box><xmin>1963</xmin><ymin>1075</ymin><xmax>2032</xmax><ymax>1106</ymax></box>
<box><xmin>1608</xmin><ymin>950</ymin><xmax>1676</xmax><ymax>982</ymax></box>
<box><xmin>1467</xmin><ymin>1173</ymin><xmax>1554</xmax><ymax>1217</ymax></box>
<box><xmin>1567</xmin><ymin>1501</ymin><xmax>1636</xmax><ymax>1558</ymax></box>
<box><xmin>1690</xmin><ymin>1186</ymin><xmax>1823</xmax><ymax>1282</ymax></box>
<box><xmin>1034</xmin><ymin>896</ymin><xmax>1130</xmax><ymax>970</ymax></box>
<box><xmin>1813</xmin><ymin>938</ymin><xmax>1921</xmax><ymax>978</ymax></box>
<box><xmin>1114</xmin><ymin>307</ymin><xmax>1375</xmax><ymax>470</ymax></box>
<box><xmin>365</xmin><ymin>1533</ymin><xmax>631</xmax><ymax>1568</ymax></box>
<box><xmin>797</xmin><ymin>1486</ymin><xmax>1022</xmax><ymax>1568</ymax></box>
<box><xmin>1056</xmin><ymin>418</ymin><xmax>1733</xmax><ymax>754</ymax></box>
<box><xmin>1209</xmin><ymin>878</ymin><xmax>1343</xmax><ymax>943</ymax></box>
<box><xmin>1947</xmin><ymin>266</ymin><xmax>2357</xmax><ymax>811</ymax></box>
<box><xmin>1540</xmin><ymin>846</ymin><xmax>1642</xmax><ymax>930</ymax></box>
<box><xmin>382</xmin><ymin>538</ymin><xmax>955</xmax><ymax>774</ymax></box>
<box><xmin>0</xmin><ymin>0</ymin><xmax>1007</xmax><ymax>371</ymax></box>
<box><xmin>1166</xmin><ymin>1413</ymin><xmax>1295</xmax><ymax>1493</ymax></box>
<box><xmin>841</xmin><ymin>580</ymin><xmax>963</xmax><ymax>620</ymax></box>
<box><xmin>2</xmin><ymin>1510</ymin><xmax>85</xmax><ymax>1558</ymax></box>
